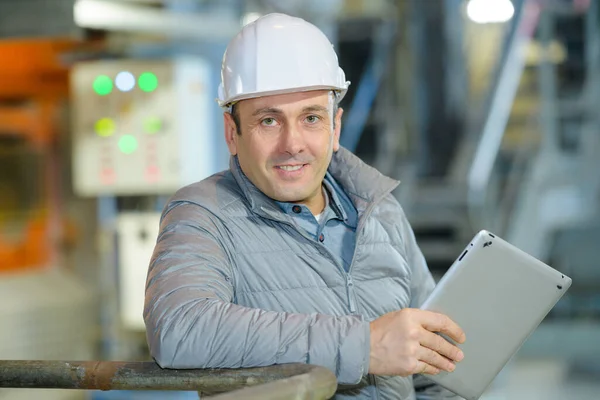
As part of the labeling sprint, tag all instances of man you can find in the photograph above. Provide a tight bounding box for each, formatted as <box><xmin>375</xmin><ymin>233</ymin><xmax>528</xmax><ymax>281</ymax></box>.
<box><xmin>144</xmin><ymin>13</ymin><xmax>465</xmax><ymax>399</ymax></box>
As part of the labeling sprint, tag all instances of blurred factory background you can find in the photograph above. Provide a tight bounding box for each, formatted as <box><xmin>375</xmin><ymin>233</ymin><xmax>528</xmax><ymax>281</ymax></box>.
<box><xmin>0</xmin><ymin>0</ymin><xmax>598</xmax><ymax>399</ymax></box>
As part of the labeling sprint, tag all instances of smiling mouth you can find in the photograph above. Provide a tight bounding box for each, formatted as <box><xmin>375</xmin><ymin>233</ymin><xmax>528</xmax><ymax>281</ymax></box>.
<box><xmin>276</xmin><ymin>164</ymin><xmax>306</xmax><ymax>171</ymax></box>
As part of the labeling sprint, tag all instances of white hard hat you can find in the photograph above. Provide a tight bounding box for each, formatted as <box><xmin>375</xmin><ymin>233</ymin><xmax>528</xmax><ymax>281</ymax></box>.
<box><xmin>217</xmin><ymin>13</ymin><xmax>350</xmax><ymax>109</ymax></box>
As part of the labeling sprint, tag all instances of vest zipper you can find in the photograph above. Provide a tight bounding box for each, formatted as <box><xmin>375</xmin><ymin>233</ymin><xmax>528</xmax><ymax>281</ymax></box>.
<box><xmin>260</xmin><ymin>199</ymin><xmax>387</xmax><ymax>400</ymax></box>
<box><xmin>274</xmin><ymin>218</ymin><xmax>358</xmax><ymax>314</ymax></box>
<box><xmin>346</xmin><ymin>274</ymin><xmax>357</xmax><ymax>313</ymax></box>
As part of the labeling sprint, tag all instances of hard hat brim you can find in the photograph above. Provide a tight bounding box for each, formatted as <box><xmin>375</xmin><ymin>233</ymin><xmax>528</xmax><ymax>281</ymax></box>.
<box><xmin>217</xmin><ymin>83</ymin><xmax>350</xmax><ymax>109</ymax></box>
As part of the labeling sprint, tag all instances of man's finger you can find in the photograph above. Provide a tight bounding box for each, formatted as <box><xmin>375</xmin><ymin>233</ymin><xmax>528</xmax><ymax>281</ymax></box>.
<box><xmin>413</xmin><ymin>361</ymin><xmax>440</xmax><ymax>376</ymax></box>
<box><xmin>417</xmin><ymin>346</ymin><xmax>456</xmax><ymax>372</ymax></box>
<box><xmin>420</xmin><ymin>330</ymin><xmax>464</xmax><ymax>362</ymax></box>
<box><xmin>420</xmin><ymin>311</ymin><xmax>466</xmax><ymax>344</ymax></box>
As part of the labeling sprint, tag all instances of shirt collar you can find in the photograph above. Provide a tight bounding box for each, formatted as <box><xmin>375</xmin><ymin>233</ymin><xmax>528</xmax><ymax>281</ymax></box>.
<box><xmin>275</xmin><ymin>184</ymin><xmax>331</xmax><ymax>216</ymax></box>
<box><xmin>322</xmin><ymin>172</ymin><xmax>348</xmax><ymax>222</ymax></box>
<box><xmin>274</xmin><ymin>173</ymin><xmax>349</xmax><ymax>221</ymax></box>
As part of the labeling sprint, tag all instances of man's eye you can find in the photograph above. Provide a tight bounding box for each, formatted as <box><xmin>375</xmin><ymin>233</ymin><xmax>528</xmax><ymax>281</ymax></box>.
<box><xmin>306</xmin><ymin>115</ymin><xmax>320</xmax><ymax>124</ymax></box>
<box><xmin>261</xmin><ymin>118</ymin><xmax>276</xmax><ymax>126</ymax></box>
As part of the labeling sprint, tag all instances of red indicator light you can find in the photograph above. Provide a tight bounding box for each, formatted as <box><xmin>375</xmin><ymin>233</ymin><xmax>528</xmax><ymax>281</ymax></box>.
<box><xmin>145</xmin><ymin>165</ymin><xmax>160</xmax><ymax>182</ymax></box>
<box><xmin>101</xmin><ymin>168</ymin><xmax>116</xmax><ymax>185</ymax></box>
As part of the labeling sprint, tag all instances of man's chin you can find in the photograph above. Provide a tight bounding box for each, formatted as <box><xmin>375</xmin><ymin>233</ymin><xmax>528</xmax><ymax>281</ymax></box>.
<box><xmin>268</xmin><ymin>187</ymin><xmax>314</xmax><ymax>204</ymax></box>
<box><xmin>270</xmin><ymin>193</ymin><xmax>309</xmax><ymax>203</ymax></box>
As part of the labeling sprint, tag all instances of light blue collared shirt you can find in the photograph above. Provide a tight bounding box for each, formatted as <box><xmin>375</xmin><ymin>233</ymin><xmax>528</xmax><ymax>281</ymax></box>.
<box><xmin>276</xmin><ymin>172</ymin><xmax>358</xmax><ymax>272</ymax></box>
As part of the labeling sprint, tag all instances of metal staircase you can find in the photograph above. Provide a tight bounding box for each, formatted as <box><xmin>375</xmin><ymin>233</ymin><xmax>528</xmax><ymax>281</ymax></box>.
<box><xmin>404</xmin><ymin>0</ymin><xmax>600</xmax><ymax>286</ymax></box>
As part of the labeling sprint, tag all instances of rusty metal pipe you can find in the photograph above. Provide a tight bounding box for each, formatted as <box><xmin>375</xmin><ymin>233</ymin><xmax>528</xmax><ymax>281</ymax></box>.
<box><xmin>209</xmin><ymin>366</ymin><xmax>337</xmax><ymax>400</ymax></box>
<box><xmin>0</xmin><ymin>360</ymin><xmax>337</xmax><ymax>399</ymax></box>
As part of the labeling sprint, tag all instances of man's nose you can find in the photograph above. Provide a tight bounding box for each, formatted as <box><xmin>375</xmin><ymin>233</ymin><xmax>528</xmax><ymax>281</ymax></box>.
<box><xmin>279</xmin><ymin>124</ymin><xmax>305</xmax><ymax>155</ymax></box>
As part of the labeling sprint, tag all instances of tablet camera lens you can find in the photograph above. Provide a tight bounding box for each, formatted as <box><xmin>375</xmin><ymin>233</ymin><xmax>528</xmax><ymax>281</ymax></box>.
<box><xmin>557</xmin><ymin>285</ymin><xmax>563</xmax><ymax>290</ymax></box>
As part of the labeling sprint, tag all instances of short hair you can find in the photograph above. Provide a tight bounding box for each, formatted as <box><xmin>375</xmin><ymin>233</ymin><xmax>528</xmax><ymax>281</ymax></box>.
<box><xmin>230</xmin><ymin>103</ymin><xmax>242</xmax><ymax>136</ymax></box>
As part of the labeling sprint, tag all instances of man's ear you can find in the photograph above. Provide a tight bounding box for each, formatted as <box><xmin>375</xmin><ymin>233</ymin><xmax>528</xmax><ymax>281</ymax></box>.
<box><xmin>333</xmin><ymin>107</ymin><xmax>344</xmax><ymax>152</ymax></box>
<box><xmin>223</xmin><ymin>112</ymin><xmax>238</xmax><ymax>156</ymax></box>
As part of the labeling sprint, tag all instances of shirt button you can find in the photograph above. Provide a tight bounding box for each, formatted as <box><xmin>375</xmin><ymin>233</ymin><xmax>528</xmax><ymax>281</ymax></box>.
<box><xmin>319</xmin><ymin>234</ymin><xmax>325</xmax><ymax>242</ymax></box>
<box><xmin>292</xmin><ymin>205</ymin><xmax>302</xmax><ymax>214</ymax></box>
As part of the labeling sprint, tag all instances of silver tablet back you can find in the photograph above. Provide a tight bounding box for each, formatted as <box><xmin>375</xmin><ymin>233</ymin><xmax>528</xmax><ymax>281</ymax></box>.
<box><xmin>420</xmin><ymin>230</ymin><xmax>572</xmax><ymax>400</ymax></box>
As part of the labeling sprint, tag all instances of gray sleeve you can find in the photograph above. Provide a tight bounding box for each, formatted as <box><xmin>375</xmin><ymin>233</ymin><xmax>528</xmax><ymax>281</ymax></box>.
<box><xmin>143</xmin><ymin>201</ymin><xmax>370</xmax><ymax>385</ymax></box>
<box><xmin>395</xmin><ymin>204</ymin><xmax>435</xmax><ymax>309</ymax></box>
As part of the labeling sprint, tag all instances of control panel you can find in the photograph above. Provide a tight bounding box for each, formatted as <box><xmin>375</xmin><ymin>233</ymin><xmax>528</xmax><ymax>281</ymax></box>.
<box><xmin>71</xmin><ymin>57</ymin><xmax>216</xmax><ymax>196</ymax></box>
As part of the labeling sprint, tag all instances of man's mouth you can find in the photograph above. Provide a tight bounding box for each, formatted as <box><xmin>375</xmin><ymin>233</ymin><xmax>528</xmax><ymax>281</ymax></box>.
<box><xmin>276</xmin><ymin>164</ymin><xmax>306</xmax><ymax>171</ymax></box>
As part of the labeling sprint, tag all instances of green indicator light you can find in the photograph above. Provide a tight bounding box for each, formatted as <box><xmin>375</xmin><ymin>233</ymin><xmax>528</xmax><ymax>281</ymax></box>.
<box><xmin>94</xmin><ymin>118</ymin><xmax>115</xmax><ymax>137</ymax></box>
<box><xmin>138</xmin><ymin>72</ymin><xmax>158</xmax><ymax>92</ymax></box>
<box><xmin>118</xmin><ymin>135</ymin><xmax>138</xmax><ymax>154</ymax></box>
<box><xmin>143</xmin><ymin>116</ymin><xmax>162</xmax><ymax>134</ymax></box>
<box><xmin>93</xmin><ymin>75</ymin><xmax>113</xmax><ymax>96</ymax></box>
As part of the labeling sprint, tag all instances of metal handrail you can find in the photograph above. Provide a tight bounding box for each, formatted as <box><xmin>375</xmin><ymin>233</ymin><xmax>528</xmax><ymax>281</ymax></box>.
<box><xmin>0</xmin><ymin>360</ymin><xmax>338</xmax><ymax>399</ymax></box>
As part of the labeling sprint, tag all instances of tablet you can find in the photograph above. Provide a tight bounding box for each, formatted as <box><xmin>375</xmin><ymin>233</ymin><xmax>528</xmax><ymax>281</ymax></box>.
<box><xmin>419</xmin><ymin>230</ymin><xmax>572</xmax><ymax>400</ymax></box>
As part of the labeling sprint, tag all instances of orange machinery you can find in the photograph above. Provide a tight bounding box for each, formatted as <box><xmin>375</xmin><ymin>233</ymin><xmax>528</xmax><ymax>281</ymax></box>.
<box><xmin>0</xmin><ymin>38</ymin><xmax>88</xmax><ymax>272</ymax></box>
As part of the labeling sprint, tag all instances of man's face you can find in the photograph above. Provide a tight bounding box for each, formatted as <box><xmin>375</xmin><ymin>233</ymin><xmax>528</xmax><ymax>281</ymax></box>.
<box><xmin>223</xmin><ymin>90</ymin><xmax>343</xmax><ymax>208</ymax></box>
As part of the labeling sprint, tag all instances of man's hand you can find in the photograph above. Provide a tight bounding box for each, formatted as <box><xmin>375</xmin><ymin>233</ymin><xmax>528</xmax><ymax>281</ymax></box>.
<box><xmin>368</xmin><ymin>308</ymin><xmax>466</xmax><ymax>377</ymax></box>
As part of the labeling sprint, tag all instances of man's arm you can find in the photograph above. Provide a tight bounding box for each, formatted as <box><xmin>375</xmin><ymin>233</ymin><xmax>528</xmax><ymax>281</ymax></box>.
<box><xmin>143</xmin><ymin>201</ymin><xmax>370</xmax><ymax>385</ymax></box>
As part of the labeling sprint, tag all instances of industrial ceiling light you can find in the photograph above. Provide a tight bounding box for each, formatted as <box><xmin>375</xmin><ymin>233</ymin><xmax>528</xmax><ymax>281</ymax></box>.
<box><xmin>466</xmin><ymin>0</ymin><xmax>515</xmax><ymax>24</ymax></box>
